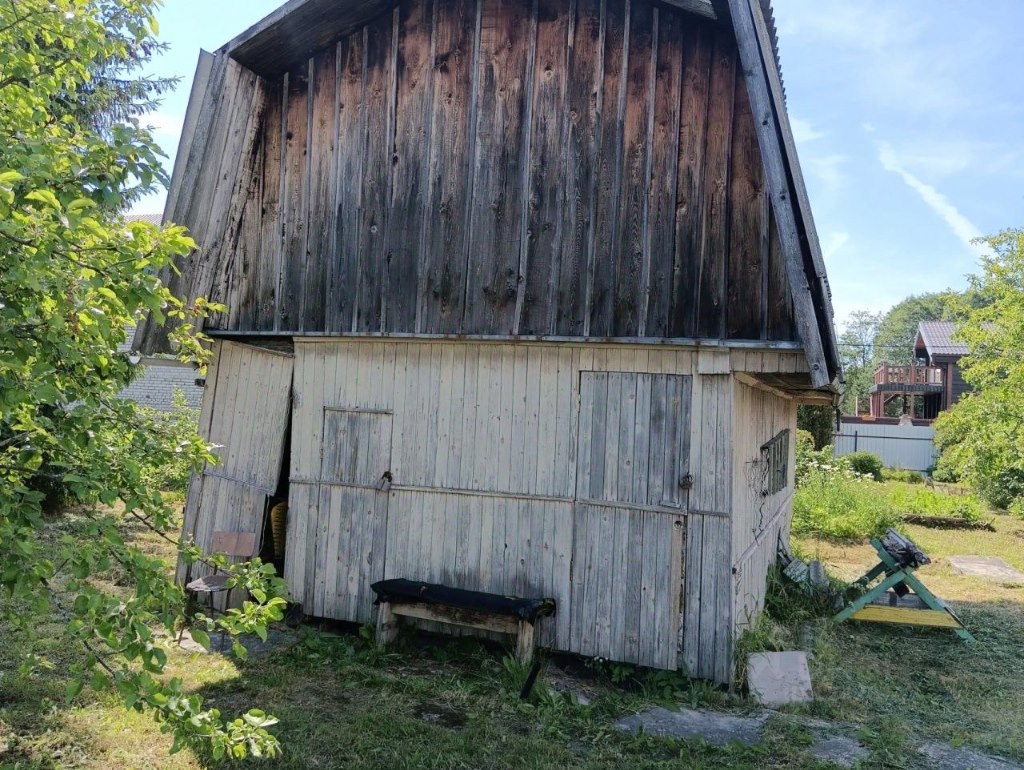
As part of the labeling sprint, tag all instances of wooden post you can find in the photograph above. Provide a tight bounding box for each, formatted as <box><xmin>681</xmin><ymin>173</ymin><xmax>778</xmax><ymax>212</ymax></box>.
<box><xmin>515</xmin><ymin>620</ymin><xmax>535</xmax><ymax>664</ymax></box>
<box><xmin>376</xmin><ymin>602</ymin><xmax>399</xmax><ymax>646</ymax></box>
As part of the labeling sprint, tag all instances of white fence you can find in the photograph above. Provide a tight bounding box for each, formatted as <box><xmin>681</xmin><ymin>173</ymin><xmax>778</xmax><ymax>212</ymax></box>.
<box><xmin>833</xmin><ymin>422</ymin><xmax>937</xmax><ymax>472</ymax></box>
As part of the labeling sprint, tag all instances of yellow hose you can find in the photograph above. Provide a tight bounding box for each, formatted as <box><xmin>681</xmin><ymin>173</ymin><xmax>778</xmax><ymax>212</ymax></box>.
<box><xmin>269</xmin><ymin>502</ymin><xmax>287</xmax><ymax>559</ymax></box>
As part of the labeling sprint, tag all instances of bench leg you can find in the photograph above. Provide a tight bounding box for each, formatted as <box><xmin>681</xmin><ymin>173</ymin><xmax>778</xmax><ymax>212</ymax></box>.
<box><xmin>376</xmin><ymin>602</ymin><xmax>399</xmax><ymax>646</ymax></box>
<box><xmin>515</xmin><ymin>620</ymin><xmax>535</xmax><ymax>664</ymax></box>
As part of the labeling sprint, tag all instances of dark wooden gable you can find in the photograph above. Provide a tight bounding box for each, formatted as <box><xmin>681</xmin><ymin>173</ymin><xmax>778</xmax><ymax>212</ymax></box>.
<box><xmin>136</xmin><ymin>0</ymin><xmax>837</xmax><ymax>382</ymax></box>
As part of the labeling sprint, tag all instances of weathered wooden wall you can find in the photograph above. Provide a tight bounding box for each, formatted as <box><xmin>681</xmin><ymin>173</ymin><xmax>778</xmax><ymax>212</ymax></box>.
<box><xmin>177</xmin><ymin>341</ymin><xmax>295</xmax><ymax>595</ymax></box>
<box><xmin>729</xmin><ymin>377</ymin><xmax>796</xmax><ymax>641</ymax></box>
<box><xmin>145</xmin><ymin>0</ymin><xmax>799</xmax><ymax>350</ymax></box>
<box><xmin>280</xmin><ymin>338</ymin><xmax>787</xmax><ymax>675</ymax></box>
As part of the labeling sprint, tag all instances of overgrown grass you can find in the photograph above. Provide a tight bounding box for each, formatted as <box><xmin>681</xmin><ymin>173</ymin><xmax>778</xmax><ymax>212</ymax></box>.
<box><xmin>792</xmin><ymin>474</ymin><xmax>897</xmax><ymax>540</ymax></box>
<box><xmin>5</xmin><ymin>494</ymin><xmax>1024</xmax><ymax>768</ymax></box>
<box><xmin>794</xmin><ymin>512</ymin><xmax>1024</xmax><ymax>762</ymax></box>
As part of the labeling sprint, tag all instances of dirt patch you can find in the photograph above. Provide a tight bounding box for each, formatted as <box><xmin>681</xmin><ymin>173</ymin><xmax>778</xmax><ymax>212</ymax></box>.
<box><xmin>414</xmin><ymin>701</ymin><xmax>467</xmax><ymax>729</ymax></box>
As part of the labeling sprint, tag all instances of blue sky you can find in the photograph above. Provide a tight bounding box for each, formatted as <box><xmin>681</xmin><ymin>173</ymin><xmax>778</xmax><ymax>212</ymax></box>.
<box><xmin>133</xmin><ymin>1</ymin><xmax>1024</xmax><ymax>330</ymax></box>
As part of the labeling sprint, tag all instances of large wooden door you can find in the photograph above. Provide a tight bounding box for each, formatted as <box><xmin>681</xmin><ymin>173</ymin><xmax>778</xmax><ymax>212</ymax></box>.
<box><xmin>570</xmin><ymin>372</ymin><xmax>691</xmax><ymax>668</ymax></box>
<box><xmin>307</xmin><ymin>408</ymin><xmax>393</xmax><ymax>622</ymax></box>
<box><xmin>178</xmin><ymin>341</ymin><xmax>294</xmax><ymax>586</ymax></box>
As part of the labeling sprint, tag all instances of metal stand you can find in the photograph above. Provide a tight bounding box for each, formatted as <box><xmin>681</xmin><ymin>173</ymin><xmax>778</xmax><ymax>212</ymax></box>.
<box><xmin>834</xmin><ymin>529</ymin><xmax>974</xmax><ymax>642</ymax></box>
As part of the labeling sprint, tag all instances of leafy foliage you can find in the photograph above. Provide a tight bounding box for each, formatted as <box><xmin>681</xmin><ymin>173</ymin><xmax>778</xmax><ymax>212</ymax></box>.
<box><xmin>935</xmin><ymin>229</ymin><xmax>1024</xmax><ymax>513</ymax></box>
<box><xmin>844</xmin><ymin>451</ymin><xmax>883</xmax><ymax>481</ymax></box>
<box><xmin>0</xmin><ymin>0</ymin><xmax>285</xmax><ymax>758</ymax></box>
<box><xmin>796</xmin><ymin>405</ymin><xmax>835</xmax><ymax>450</ymax></box>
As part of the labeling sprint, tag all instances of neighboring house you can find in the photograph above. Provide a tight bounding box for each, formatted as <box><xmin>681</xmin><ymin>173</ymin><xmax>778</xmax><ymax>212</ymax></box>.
<box><xmin>840</xmin><ymin>321</ymin><xmax>970</xmax><ymax>472</ymax></box>
<box><xmin>868</xmin><ymin>321</ymin><xmax>969</xmax><ymax>421</ymax></box>
<box><xmin>133</xmin><ymin>0</ymin><xmax>841</xmax><ymax>683</ymax></box>
<box><xmin>914</xmin><ymin>320</ymin><xmax>971</xmax><ymax>414</ymax></box>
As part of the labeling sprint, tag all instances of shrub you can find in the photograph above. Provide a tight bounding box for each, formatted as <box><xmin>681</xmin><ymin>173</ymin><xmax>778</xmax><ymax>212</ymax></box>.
<box><xmin>140</xmin><ymin>390</ymin><xmax>201</xmax><ymax>493</ymax></box>
<box><xmin>793</xmin><ymin>472</ymin><xmax>898</xmax><ymax>541</ymax></box>
<box><xmin>1009</xmin><ymin>498</ymin><xmax>1024</xmax><ymax>519</ymax></box>
<box><xmin>881</xmin><ymin>468</ymin><xmax>924</xmax><ymax>484</ymax></box>
<box><xmin>844</xmin><ymin>451</ymin><xmax>883</xmax><ymax>481</ymax></box>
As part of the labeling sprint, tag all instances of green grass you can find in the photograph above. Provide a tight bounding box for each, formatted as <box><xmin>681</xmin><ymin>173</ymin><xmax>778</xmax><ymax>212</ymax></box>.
<box><xmin>4</xmin><ymin>489</ymin><xmax>1024</xmax><ymax>768</ymax></box>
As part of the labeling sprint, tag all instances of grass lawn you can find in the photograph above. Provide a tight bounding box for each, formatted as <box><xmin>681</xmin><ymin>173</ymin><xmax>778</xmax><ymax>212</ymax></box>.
<box><xmin>2</xmin><ymin>486</ymin><xmax>1023</xmax><ymax>769</ymax></box>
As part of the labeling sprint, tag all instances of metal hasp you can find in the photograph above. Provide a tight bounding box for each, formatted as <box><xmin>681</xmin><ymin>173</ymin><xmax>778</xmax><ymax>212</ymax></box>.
<box><xmin>833</xmin><ymin>529</ymin><xmax>975</xmax><ymax>642</ymax></box>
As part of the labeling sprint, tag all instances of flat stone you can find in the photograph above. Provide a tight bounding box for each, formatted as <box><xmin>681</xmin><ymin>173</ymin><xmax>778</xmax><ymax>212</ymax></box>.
<box><xmin>747</xmin><ymin>651</ymin><xmax>813</xmax><ymax>706</ymax></box>
<box><xmin>949</xmin><ymin>556</ymin><xmax>1024</xmax><ymax>585</ymax></box>
<box><xmin>614</xmin><ymin>707</ymin><xmax>766</xmax><ymax>746</ymax></box>
<box><xmin>808</xmin><ymin>735</ymin><xmax>870</xmax><ymax>768</ymax></box>
<box><xmin>919</xmin><ymin>742</ymin><xmax>1024</xmax><ymax>770</ymax></box>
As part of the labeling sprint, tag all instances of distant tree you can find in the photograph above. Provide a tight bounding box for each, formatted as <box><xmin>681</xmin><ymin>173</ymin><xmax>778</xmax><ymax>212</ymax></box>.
<box><xmin>797</xmin><ymin>405</ymin><xmax>836</xmax><ymax>450</ymax></box>
<box><xmin>935</xmin><ymin>228</ymin><xmax>1024</xmax><ymax>511</ymax></box>
<box><xmin>837</xmin><ymin>310</ymin><xmax>883</xmax><ymax>414</ymax></box>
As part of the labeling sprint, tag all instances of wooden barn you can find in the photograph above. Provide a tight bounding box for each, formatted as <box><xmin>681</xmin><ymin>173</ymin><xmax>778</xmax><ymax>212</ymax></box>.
<box><xmin>135</xmin><ymin>0</ymin><xmax>841</xmax><ymax>683</ymax></box>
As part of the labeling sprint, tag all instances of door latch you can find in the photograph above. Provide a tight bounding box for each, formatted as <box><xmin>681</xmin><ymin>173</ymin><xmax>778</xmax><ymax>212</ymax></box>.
<box><xmin>678</xmin><ymin>474</ymin><xmax>694</xmax><ymax>490</ymax></box>
<box><xmin>376</xmin><ymin>471</ymin><xmax>393</xmax><ymax>493</ymax></box>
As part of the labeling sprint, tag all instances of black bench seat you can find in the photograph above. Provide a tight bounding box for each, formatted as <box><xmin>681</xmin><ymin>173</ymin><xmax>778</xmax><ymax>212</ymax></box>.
<box><xmin>371</xmin><ymin>579</ymin><xmax>556</xmax><ymax>662</ymax></box>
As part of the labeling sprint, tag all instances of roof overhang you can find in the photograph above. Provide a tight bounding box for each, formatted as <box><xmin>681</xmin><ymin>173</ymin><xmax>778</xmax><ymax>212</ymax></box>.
<box><xmin>223</xmin><ymin>0</ymin><xmax>719</xmax><ymax>77</ymax></box>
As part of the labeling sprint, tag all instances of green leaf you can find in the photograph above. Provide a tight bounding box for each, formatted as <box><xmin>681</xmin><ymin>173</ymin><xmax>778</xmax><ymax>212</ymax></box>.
<box><xmin>25</xmin><ymin>189</ymin><xmax>61</xmax><ymax>210</ymax></box>
<box><xmin>231</xmin><ymin>640</ymin><xmax>249</xmax><ymax>661</ymax></box>
<box><xmin>190</xmin><ymin>628</ymin><xmax>211</xmax><ymax>650</ymax></box>
<box><xmin>66</xmin><ymin>679</ymin><xmax>84</xmax><ymax>701</ymax></box>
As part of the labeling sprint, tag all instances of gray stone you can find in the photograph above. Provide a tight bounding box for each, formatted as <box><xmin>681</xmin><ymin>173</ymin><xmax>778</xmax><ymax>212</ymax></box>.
<box><xmin>919</xmin><ymin>742</ymin><xmax>1024</xmax><ymax>770</ymax></box>
<box><xmin>949</xmin><ymin>556</ymin><xmax>1024</xmax><ymax>585</ymax></box>
<box><xmin>746</xmin><ymin>651</ymin><xmax>813</xmax><ymax>706</ymax></box>
<box><xmin>808</xmin><ymin>735</ymin><xmax>870</xmax><ymax>768</ymax></box>
<box><xmin>614</xmin><ymin>707</ymin><xmax>766</xmax><ymax>746</ymax></box>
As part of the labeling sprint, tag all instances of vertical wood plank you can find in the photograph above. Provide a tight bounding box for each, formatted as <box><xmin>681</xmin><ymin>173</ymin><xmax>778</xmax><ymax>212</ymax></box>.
<box><xmin>355</xmin><ymin>15</ymin><xmax>396</xmax><ymax>332</ymax></box>
<box><xmin>305</xmin><ymin>49</ymin><xmax>338</xmax><ymax>332</ymax></box>
<box><xmin>670</xmin><ymin>22</ymin><xmax>713</xmax><ymax>337</ymax></box>
<box><xmin>280</xmin><ymin>64</ymin><xmax>310</xmax><ymax>331</ymax></box>
<box><xmin>388</xmin><ymin>0</ymin><xmax>435</xmax><ymax>332</ymax></box>
<box><xmin>611</xmin><ymin>0</ymin><xmax>653</xmax><ymax>337</ymax></box>
<box><xmin>464</xmin><ymin>0</ymin><xmax>534</xmax><ymax>333</ymax></box>
<box><xmin>695</xmin><ymin>28</ymin><xmax>736</xmax><ymax>339</ymax></box>
<box><xmin>256</xmin><ymin>77</ymin><xmax>285</xmax><ymax>332</ymax></box>
<box><xmin>520</xmin><ymin>0</ymin><xmax>570</xmax><ymax>335</ymax></box>
<box><xmin>725</xmin><ymin>69</ymin><xmax>764</xmax><ymax>339</ymax></box>
<box><xmin>587</xmin><ymin>0</ymin><xmax>627</xmax><ymax>337</ymax></box>
<box><xmin>419</xmin><ymin>0</ymin><xmax>477</xmax><ymax>332</ymax></box>
<box><xmin>644</xmin><ymin>8</ymin><xmax>682</xmax><ymax>337</ymax></box>
<box><xmin>328</xmin><ymin>34</ymin><xmax>365</xmax><ymax>332</ymax></box>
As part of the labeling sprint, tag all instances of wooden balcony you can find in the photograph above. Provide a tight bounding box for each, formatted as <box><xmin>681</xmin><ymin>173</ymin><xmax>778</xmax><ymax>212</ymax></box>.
<box><xmin>871</xmin><ymin>364</ymin><xmax>944</xmax><ymax>392</ymax></box>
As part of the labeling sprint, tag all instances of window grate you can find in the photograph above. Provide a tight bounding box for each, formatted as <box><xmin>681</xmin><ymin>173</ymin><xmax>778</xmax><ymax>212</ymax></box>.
<box><xmin>761</xmin><ymin>429</ymin><xmax>790</xmax><ymax>496</ymax></box>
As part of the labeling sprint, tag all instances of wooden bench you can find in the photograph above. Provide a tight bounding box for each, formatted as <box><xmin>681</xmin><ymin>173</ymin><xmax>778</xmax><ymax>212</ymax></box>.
<box><xmin>371</xmin><ymin>579</ymin><xmax>556</xmax><ymax>663</ymax></box>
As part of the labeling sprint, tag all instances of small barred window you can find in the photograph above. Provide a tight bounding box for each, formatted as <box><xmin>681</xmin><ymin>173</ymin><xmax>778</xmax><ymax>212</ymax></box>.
<box><xmin>761</xmin><ymin>429</ymin><xmax>790</xmax><ymax>496</ymax></box>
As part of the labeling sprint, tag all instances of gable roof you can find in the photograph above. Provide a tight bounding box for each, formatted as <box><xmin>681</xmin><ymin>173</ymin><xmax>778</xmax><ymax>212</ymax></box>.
<box><xmin>915</xmin><ymin>321</ymin><xmax>969</xmax><ymax>357</ymax></box>
<box><xmin>217</xmin><ymin>0</ymin><xmax>839</xmax><ymax>389</ymax></box>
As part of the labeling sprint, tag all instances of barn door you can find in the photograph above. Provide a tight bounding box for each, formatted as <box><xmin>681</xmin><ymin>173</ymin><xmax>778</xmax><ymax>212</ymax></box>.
<box><xmin>178</xmin><ymin>341</ymin><xmax>294</xmax><ymax>587</ymax></box>
<box><xmin>309</xmin><ymin>408</ymin><xmax>393</xmax><ymax>622</ymax></box>
<box><xmin>570</xmin><ymin>372</ymin><xmax>691</xmax><ymax>669</ymax></box>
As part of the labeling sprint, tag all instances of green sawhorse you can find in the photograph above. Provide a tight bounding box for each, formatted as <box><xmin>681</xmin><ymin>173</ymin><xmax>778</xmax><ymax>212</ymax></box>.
<box><xmin>834</xmin><ymin>529</ymin><xmax>974</xmax><ymax>642</ymax></box>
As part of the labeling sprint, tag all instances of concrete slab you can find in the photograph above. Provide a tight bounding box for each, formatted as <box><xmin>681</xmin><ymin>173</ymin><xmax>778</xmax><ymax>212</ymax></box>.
<box><xmin>614</xmin><ymin>707</ymin><xmax>766</xmax><ymax>746</ymax></box>
<box><xmin>807</xmin><ymin>735</ymin><xmax>870</xmax><ymax>768</ymax></box>
<box><xmin>949</xmin><ymin>556</ymin><xmax>1024</xmax><ymax>585</ymax></box>
<box><xmin>747</xmin><ymin>651</ymin><xmax>813</xmax><ymax>706</ymax></box>
<box><xmin>919</xmin><ymin>742</ymin><xmax>1024</xmax><ymax>770</ymax></box>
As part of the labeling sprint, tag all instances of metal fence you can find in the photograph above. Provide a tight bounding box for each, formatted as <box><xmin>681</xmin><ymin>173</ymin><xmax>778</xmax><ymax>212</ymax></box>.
<box><xmin>832</xmin><ymin>423</ymin><xmax>937</xmax><ymax>472</ymax></box>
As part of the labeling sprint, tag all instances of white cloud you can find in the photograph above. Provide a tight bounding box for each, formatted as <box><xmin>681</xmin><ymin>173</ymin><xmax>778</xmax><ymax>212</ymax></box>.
<box><xmin>790</xmin><ymin>115</ymin><xmax>825</xmax><ymax>145</ymax></box>
<box><xmin>143</xmin><ymin>110</ymin><xmax>184</xmax><ymax>137</ymax></box>
<box><xmin>878</xmin><ymin>142</ymin><xmax>989</xmax><ymax>257</ymax></box>
<box><xmin>821</xmin><ymin>231</ymin><xmax>850</xmax><ymax>262</ymax></box>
